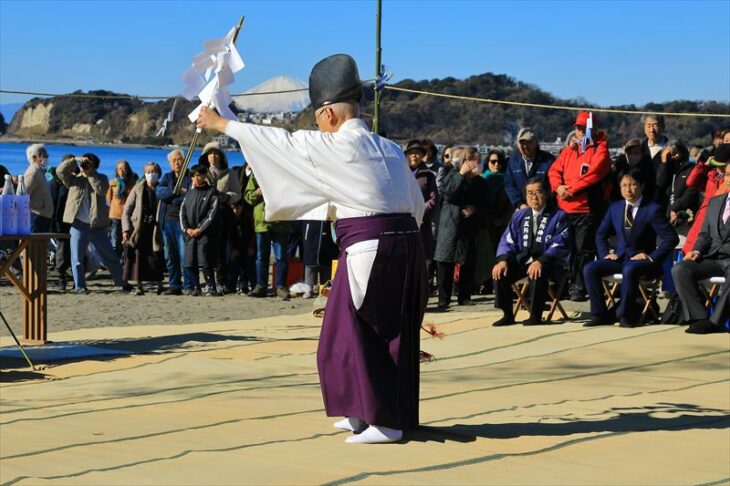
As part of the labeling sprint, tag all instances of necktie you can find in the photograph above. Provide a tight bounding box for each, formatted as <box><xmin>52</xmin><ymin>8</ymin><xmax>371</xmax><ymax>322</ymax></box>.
<box><xmin>723</xmin><ymin>201</ymin><xmax>730</xmax><ymax>224</ymax></box>
<box><xmin>625</xmin><ymin>204</ymin><xmax>634</xmax><ymax>228</ymax></box>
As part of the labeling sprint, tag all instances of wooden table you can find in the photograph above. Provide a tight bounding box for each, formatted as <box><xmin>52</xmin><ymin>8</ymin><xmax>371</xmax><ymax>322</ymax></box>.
<box><xmin>0</xmin><ymin>233</ymin><xmax>68</xmax><ymax>344</ymax></box>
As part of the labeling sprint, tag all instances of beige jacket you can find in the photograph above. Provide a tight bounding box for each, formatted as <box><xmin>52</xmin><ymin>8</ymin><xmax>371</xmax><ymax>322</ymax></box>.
<box><xmin>122</xmin><ymin>182</ymin><xmax>163</xmax><ymax>252</ymax></box>
<box><xmin>213</xmin><ymin>169</ymin><xmax>242</xmax><ymax>205</ymax></box>
<box><xmin>56</xmin><ymin>159</ymin><xmax>111</xmax><ymax>228</ymax></box>
<box><xmin>24</xmin><ymin>163</ymin><xmax>54</xmax><ymax>218</ymax></box>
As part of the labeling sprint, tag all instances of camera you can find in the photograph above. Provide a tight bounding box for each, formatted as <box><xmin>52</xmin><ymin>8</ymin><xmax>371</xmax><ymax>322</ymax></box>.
<box><xmin>79</xmin><ymin>159</ymin><xmax>90</xmax><ymax>171</ymax></box>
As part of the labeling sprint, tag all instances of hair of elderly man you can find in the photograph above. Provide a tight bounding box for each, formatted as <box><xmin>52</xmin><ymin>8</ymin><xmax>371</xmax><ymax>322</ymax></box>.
<box><xmin>25</xmin><ymin>143</ymin><xmax>46</xmax><ymax>164</ymax></box>
<box><xmin>167</xmin><ymin>149</ymin><xmax>184</xmax><ymax>161</ymax></box>
<box><xmin>524</xmin><ymin>176</ymin><xmax>549</xmax><ymax>194</ymax></box>
<box><xmin>144</xmin><ymin>162</ymin><xmax>163</xmax><ymax>176</ymax></box>
<box><xmin>328</xmin><ymin>101</ymin><xmax>360</xmax><ymax>119</ymax></box>
<box><xmin>641</xmin><ymin>113</ymin><xmax>665</xmax><ymax>127</ymax></box>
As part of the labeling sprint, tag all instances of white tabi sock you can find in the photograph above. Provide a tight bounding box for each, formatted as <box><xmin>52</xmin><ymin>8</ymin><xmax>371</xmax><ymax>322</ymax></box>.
<box><xmin>333</xmin><ymin>417</ymin><xmax>366</xmax><ymax>433</ymax></box>
<box><xmin>345</xmin><ymin>425</ymin><xmax>403</xmax><ymax>444</ymax></box>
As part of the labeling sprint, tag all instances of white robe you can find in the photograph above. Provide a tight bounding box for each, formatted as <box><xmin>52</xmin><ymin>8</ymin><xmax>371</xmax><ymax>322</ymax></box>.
<box><xmin>224</xmin><ymin>118</ymin><xmax>424</xmax><ymax>225</ymax></box>
<box><xmin>225</xmin><ymin>117</ymin><xmax>424</xmax><ymax>309</ymax></box>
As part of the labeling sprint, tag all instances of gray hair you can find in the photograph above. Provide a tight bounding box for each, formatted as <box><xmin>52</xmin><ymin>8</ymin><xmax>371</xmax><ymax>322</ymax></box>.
<box><xmin>26</xmin><ymin>143</ymin><xmax>46</xmax><ymax>164</ymax></box>
<box><xmin>641</xmin><ymin>114</ymin><xmax>665</xmax><ymax>127</ymax></box>
<box><xmin>329</xmin><ymin>101</ymin><xmax>360</xmax><ymax>119</ymax></box>
<box><xmin>144</xmin><ymin>162</ymin><xmax>163</xmax><ymax>176</ymax></box>
<box><xmin>167</xmin><ymin>149</ymin><xmax>184</xmax><ymax>161</ymax></box>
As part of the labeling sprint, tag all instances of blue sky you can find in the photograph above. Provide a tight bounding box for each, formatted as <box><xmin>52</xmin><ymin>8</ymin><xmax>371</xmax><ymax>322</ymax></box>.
<box><xmin>1</xmin><ymin>0</ymin><xmax>729</xmax><ymax>109</ymax></box>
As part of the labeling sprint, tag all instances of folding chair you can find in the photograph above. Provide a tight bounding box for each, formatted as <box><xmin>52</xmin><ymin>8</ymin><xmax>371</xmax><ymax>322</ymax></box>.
<box><xmin>601</xmin><ymin>273</ymin><xmax>661</xmax><ymax>322</ymax></box>
<box><xmin>511</xmin><ymin>273</ymin><xmax>569</xmax><ymax>322</ymax></box>
<box><xmin>700</xmin><ymin>276</ymin><xmax>726</xmax><ymax>308</ymax></box>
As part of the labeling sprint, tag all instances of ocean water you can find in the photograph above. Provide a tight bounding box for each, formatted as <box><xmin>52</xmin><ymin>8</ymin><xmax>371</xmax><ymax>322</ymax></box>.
<box><xmin>0</xmin><ymin>142</ymin><xmax>246</xmax><ymax>179</ymax></box>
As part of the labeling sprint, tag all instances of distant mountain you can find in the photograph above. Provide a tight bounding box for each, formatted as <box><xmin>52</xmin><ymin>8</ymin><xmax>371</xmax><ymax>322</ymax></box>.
<box><xmin>233</xmin><ymin>76</ymin><xmax>309</xmax><ymax>113</ymax></box>
<box><xmin>5</xmin><ymin>74</ymin><xmax>729</xmax><ymax>146</ymax></box>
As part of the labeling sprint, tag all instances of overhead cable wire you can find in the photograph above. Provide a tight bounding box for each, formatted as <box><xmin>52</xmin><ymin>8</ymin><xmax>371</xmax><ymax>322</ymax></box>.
<box><xmin>383</xmin><ymin>85</ymin><xmax>730</xmax><ymax>118</ymax></box>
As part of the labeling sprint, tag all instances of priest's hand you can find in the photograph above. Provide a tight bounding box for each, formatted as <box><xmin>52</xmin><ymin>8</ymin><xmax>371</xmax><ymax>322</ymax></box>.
<box><xmin>527</xmin><ymin>261</ymin><xmax>542</xmax><ymax>280</ymax></box>
<box><xmin>492</xmin><ymin>261</ymin><xmax>508</xmax><ymax>281</ymax></box>
<box><xmin>197</xmin><ymin>106</ymin><xmax>229</xmax><ymax>133</ymax></box>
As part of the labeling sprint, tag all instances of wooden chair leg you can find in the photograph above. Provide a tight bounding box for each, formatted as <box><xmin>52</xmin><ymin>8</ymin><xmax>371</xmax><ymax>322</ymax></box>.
<box><xmin>545</xmin><ymin>277</ymin><xmax>568</xmax><ymax>321</ymax></box>
<box><xmin>512</xmin><ymin>282</ymin><xmax>530</xmax><ymax>315</ymax></box>
<box><xmin>603</xmin><ymin>280</ymin><xmax>619</xmax><ymax>308</ymax></box>
<box><xmin>703</xmin><ymin>284</ymin><xmax>717</xmax><ymax>308</ymax></box>
<box><xmin>639</xmin><ymin>284</ymin><xmax>660</xmax><ymax>321</ymax></box>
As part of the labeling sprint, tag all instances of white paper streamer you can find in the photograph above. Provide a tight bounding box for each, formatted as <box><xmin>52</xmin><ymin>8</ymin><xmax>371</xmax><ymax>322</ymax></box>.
<box><xmin>181</xmin><ymin>24</ymin><xmax>245</xmax><ymax>123</ymax></box>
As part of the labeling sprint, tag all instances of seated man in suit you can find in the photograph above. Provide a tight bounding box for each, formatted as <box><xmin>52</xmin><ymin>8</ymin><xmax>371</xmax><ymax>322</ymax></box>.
<box><xmin>492</xmin><ymin>177</ymin><xmax>571</xmax><ymax>325</ymax></box>
<box><xmin>584</xmin><ymin>168</ymin><xmax>679</xmax><ymax>327</ymax></box>
<box><xmin>672</xmin><ymin>156</ymin><xmax>730</xmax><ymax>334</ymax></box>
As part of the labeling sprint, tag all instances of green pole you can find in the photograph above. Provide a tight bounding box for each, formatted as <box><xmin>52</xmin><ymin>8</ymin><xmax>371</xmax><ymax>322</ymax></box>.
<box><xmin>373</xmin><ymin>0</ymin><xmax>382</xmax><ymax>135</ymax></box>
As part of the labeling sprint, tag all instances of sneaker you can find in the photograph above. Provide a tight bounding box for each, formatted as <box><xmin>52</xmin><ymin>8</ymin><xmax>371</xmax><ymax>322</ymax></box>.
<box><xmin>57</xmin><ymin>278</ymin><xmax>67</xmax><ymax>291</ymax></box>
<box><xmin>276</xmin><ymin>286</ymin><xmax>291</xmax><ymax>300</ymax></box>
<box><xmin>132</xmin><ymin>288</ymin><xmax>145</xmax><ymax>296</ymax></box>
<box><xmin>190</xmin><ymin>288</ymin><xmax>202</xmax><ymax>297</ymax></box>
<box><xmin>216</xmin><ymin>284</ymin><xmax>228</xmax><ymax>295</ymax></box>
<box><xmin>236</xmin><ymin>286</ymin><xmax>249</xmax><ymax>295</ymax></box>
<box><xmin>163</xmin><ymin>287</ymin><xmax>182</xmax><ymax>296</ymax></box>
<box><xmin>204</xmin><ymin>285</ymin><xmax>220</xmax><ymax>297</ymax></box>
<box><xmin>182</xmin><ymin>288</ymin><xmax>194</xmax><ymax>296</ymax></box>
<box><xmin>248</xmin><ymin>285</ymin><xmax>266</xmax><ymax>298</ymax></box>
<box><xmin>74</xmin><ymin>287</ymin><xmax>89</xmax><ymax>295</ymax></box>
<box><xmin>121</xmin><ymin>283</ymin><xmax>133</xmax><ymax>293</ymax></box>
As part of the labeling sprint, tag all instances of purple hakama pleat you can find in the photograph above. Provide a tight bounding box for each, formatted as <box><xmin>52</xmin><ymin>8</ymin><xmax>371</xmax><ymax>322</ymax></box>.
<box><xmin>316</xmin><ymin>214</ymin><xmax>428</xmax><ymax>431</ymax></box>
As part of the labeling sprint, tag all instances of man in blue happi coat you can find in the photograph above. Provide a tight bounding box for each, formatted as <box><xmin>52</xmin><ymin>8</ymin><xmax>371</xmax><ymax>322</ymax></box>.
<box><xmin>492</xmin><ymin>177</ymin><xmax>572</xmax><ymax>325</ymax></box>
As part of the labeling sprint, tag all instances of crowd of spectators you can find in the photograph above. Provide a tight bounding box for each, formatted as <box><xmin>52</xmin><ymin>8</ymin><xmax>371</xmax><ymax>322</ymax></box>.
<box><xmin>1</xmin><ymin>116</ymin><xmax>729</xmax><ymax>334</ymax></box>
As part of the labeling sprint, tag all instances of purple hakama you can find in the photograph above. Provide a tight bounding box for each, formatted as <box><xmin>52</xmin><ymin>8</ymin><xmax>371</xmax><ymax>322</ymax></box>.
<box><xmin>317</xmin><ymin>214</ymin><xmax>428</xmax><ymax>431</ymax></box>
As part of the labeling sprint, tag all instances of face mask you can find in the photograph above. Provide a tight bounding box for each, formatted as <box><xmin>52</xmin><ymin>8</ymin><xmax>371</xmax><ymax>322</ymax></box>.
<box><xmin>38</xmin><ymin>157</ymin><xmax>49</xmax><ymax>169</ymax></box>
<box><xmin>145</xmin><ymin>173</ymin><xmax>159</xmax><ymax>184</ymax></box>
<box><xmin>689</xmin><ymin>157</ymin><xmax>697</xmax><ymax>164</ymax></box>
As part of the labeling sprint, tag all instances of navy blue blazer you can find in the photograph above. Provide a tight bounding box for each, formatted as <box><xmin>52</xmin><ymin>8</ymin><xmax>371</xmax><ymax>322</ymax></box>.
<box><xmin>596</xmin><ymin>198</ymin><xmax>679</xmax><ymax>263</ymax></box>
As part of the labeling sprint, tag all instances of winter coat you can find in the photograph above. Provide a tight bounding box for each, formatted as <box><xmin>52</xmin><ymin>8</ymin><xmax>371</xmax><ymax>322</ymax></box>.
<box><xmin>301</xmin><ymin>220</ymin><xmax>338</xmax><ymax>267</ymax></box>
<box><xmin>669</xmin><ymin>160</ymin><xmax>700</xmax><ymax>214</ymax></box>
<box><xmin>106</xmin><ymin>177</ymin><xmax>135</xmax><ymax>220</ymax></box>
<box><xmin>503</xmin><ymin>148</ymin><xmax>555</xmax><ymax>208</ymax></box>
<box><xmin>156</xmin><ymin>171</ymin><xmax>192</xmax><ymax>231</ymax></box>
<box><xmin>413</xmin><ymin>163</ymin><xmax>438</xmax><ymax>257</ymax></box>
<box><xmin>243</xmin><ymin>173</ymin><xmax>291</xmax><ymax>234</ymax></box>
<box><xmin>56</xmin><ymin>159</ymin><xmax>111</xmax><ymax>228</ymax></box>
<box><xmin>434</xmin><ymin>170</ymin><xmax>490</xmax><ymax>265</ymax></box>
<box><xmin>547</xmin><ymin>131</ymin><xmax>611</xmax><ymax>214</ymax></box>
<box><xmin>641</xmin><ymin>137</ymin><xmax>673</xmax><ymax>207</ymax></box>
<box><xmin>608</xmin><ymin>154</ymin><xmax>657</xmax><ymax>202</ymax></box>
<box><xmin>122</xmin><ymin>182</ymin><xmax>163</xmax><ymax>253</ymax></box>
<box><xmin>180</xmin><ymin>184</ymin><xmax>219</xmax><ymax>267</ymax></box>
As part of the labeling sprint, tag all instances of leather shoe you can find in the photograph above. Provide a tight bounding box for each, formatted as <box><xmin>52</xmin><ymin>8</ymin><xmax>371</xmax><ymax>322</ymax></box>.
<box><xmin>493</xmin><ymin>315</ymin><xmax>515</xmax><ymax>327</ymax></box>
<box><xmin>686</xmin><ymin>319</ymin><xmax>724</xmax><ymax>334</ymax></box>
<box><xmin>584</xmin><ymin>314</ymin><xmax>616</xmax><ymax>327</ymax></box>
<box><xmin>619</xmin><ymin>317</ymin><xmax>644</xmax><ymax>328</ymax></box>
<box><xmin>523</xmin><ymin>316</ymin><xmax>544</xmax><ymax>326</ymax></box>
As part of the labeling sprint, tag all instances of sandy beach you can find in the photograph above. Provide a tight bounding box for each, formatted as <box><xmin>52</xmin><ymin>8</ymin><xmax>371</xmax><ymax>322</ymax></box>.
<box><xmin>1</xmin><ymin>298</ymin><xmax>728</xmax><ymax>485</ymax></box>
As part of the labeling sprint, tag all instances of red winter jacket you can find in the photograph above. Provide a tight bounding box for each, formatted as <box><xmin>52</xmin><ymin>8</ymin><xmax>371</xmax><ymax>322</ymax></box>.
<box><xmin>548</xmin><ymin>131</ymin><xmax>611</xmax><ymax>214</ymax></box>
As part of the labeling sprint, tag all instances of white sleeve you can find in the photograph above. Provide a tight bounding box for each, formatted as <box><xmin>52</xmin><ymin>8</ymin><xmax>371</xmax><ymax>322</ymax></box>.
<box><xmin>225</xmin><ymin>121</ymin><xmax>328</xmax><ymax>221</ymax></box>
<box><xmin>408</xmin><ymin>171</ymin><xmax>425</xmax><ymax>227</ymax></box>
